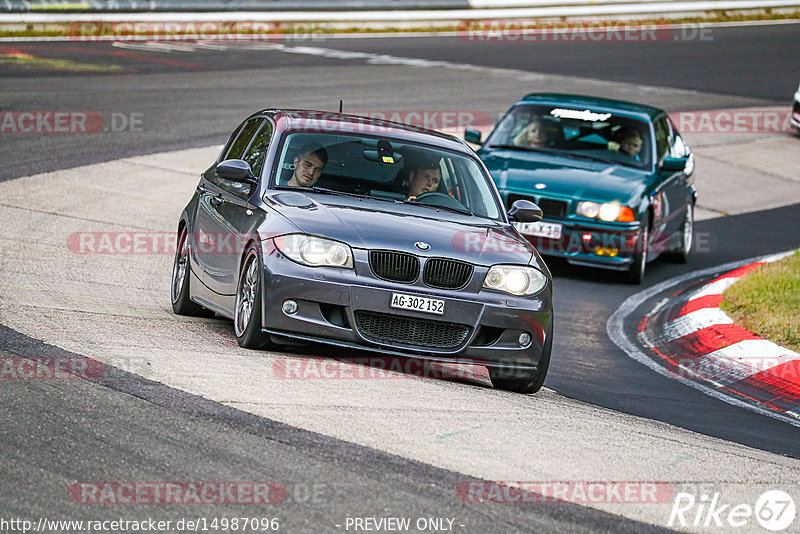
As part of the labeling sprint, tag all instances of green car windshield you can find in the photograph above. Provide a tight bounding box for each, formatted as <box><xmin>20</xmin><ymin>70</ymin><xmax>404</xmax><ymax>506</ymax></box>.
<box><xmin>272</xmin><ymin>132</ymin><xmax>503</xmax><ymax>220</ymax></box>
<box><xmin>485</xmin><ymin>104</ymin><xmax>653</xmax><ymax>169</ymax></box>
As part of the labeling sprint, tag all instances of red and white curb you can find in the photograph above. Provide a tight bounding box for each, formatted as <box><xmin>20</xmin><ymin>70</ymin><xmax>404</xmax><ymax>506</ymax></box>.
<box><xmin>608</xmin><ymin>251</ymin><xmax>800</xmax><ymax>427</ymax></box>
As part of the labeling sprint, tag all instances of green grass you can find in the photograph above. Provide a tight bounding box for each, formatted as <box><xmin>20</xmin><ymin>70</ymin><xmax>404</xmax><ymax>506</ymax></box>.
<box><xmin>721</xmin><ymin>251</ymin><xmax>800</xmax><ymax>353</ymax></box>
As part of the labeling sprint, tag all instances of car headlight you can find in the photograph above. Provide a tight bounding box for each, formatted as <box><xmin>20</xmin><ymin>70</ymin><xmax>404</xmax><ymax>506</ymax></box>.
<box><xmin>483</xmin><ymin>265</ymin><xmax>548</xmax><ymax>296</ymax></box>
<box><xmin>577</xmin><ymin>201</ymin><xmax>635</xmax><ymax>222</ymax></box>
<box><xmin>274</xmin><ymin>234</ymin><xmax>353</xmax><ymax>268</ymax></box>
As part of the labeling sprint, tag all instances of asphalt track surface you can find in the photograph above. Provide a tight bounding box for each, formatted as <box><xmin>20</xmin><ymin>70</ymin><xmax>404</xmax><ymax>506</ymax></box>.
<box><xmin>1</xmin><ymin>22</ymin><xmax>798</xmax><ymax>181</ymax></box>
<box><xmin>1</xmin><ymin>21</ymin><xmax>800</xmax><ymax>532</ymax></box>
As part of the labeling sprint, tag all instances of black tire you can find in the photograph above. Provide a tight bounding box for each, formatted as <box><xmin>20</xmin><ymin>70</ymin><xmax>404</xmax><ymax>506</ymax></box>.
<box><xmin>171</xmin><ymin>228</ymin><xmax>207</xmax><ymax>316</ymax></box>
<box><xmin>234</xmin><ymin>245</ymin><xmax>275</xmax><ymax>350</ymax></box>
<box><xmin>489</xmin><ymin>319</ymin><xmax>553</xmax><ymax>394</ymax></box>
<box><xmin>665</xmin><ymin>202</ymin><xmax>694</xmax><ymax>264</ymax></box>
<box><xmin>625</xmin><ymin>213</ymin><xmax>650</xmax><ymax>285</ymax></box>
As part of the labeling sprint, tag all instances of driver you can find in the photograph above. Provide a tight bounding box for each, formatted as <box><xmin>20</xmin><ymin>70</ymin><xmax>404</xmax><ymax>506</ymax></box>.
<box><xmin>287</xmin><ymin>144</ymin><xmax>328</xmax><ymax>188</ymax></box>
<box><xmin>406</xmin><ymin>156</ymin><xmax>442</xmax><ymax>201</ymax></box>
<box><xmin>609</xmin><ymin>127</ymin><xmax>643</xmax><ymax>160</ymax></box>
<box><xmin>512</xmin><ymin>116</ymin><xmax>549</xmax><ymax>148</ymax></box>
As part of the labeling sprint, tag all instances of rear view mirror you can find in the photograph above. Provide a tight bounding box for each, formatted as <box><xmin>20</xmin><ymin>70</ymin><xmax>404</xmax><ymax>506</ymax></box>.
<box><xmin>508</xmin><ymin>199</ymin><xmax>543</xmax><ymax>223</ymax></box>
<box><xmin>217</xmin><ymin>159</ymin><xmax>257</xmax><ymax>184</ymax></box>
<box><xmin>660</xmin><ymin>157</ymin><xmax>687</xmax><ymax>172</ymax></box>
<box><xmin>464</xmin><ymin>129</ymin><xmax>482</xmax><ymax>145</ymax></box>
<box><xmin>363</xmin><ymin>150</ymin><xmax>402</xmax><ymax>164</ymax></box>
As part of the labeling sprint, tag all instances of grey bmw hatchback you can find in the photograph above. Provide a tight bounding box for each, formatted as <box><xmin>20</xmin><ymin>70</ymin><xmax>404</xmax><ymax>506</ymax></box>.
<box><xmin>171</xmin><ymin>110</ymin><xmax>554</xmax><ymax>393</ymax></box>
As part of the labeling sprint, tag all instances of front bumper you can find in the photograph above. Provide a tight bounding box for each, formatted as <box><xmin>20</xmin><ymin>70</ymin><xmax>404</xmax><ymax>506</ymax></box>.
<box><xmin>521</xmin><ymin>218</ymin><xmax>640</xmax><ymax>271</ymax></box>
<box><xmin>259</xmin><ymin>247</ymin><xmax>553</xmax><ymax>370</ymax></box>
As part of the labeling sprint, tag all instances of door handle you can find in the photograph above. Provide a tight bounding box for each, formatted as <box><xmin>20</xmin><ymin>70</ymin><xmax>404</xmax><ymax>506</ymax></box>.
<box><xmin>210</xmin><ymin>194</ymin><xmax>224</xmax><ymax>207</ymax></box>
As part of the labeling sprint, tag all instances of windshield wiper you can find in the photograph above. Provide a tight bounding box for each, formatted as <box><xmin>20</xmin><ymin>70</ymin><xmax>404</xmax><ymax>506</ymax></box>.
<box><xmin>556</xmin><ymin>152</ymin><xmax>622</xmax><ymax>166</ymax></box>
<box><xmin>487</xmin><ymin>144</ymin><xmax>547</xmax><ymax>153</ymax></box>
<box><xmin>403</xmin><ymin>200</ymin><xmax>473</xmax><ymax>216</ymax></box>
<box><xmin>275</xmin><ymin>185</ymin><xmax>370</xmax><ymax>199</ymax></box>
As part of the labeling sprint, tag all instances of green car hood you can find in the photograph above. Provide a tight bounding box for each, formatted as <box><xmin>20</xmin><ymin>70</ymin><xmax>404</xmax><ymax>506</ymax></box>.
<box><xmin>481</xmin><ymin>150</ymin><xmax>650</xmax><ymax>204</ymax></box>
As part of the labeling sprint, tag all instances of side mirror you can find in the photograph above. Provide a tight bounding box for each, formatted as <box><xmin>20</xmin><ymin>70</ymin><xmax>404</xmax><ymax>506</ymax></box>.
<box><xmin>508</xmin><ymin>199</ymin><xmax>543</xmax><ymax>223</ymax></box>
<box><xmin>464</xmin><ymin>129</ymin><xmax>482</xmax><ymax>145</ymax></box>
<box><xmin>660</xmin><ymin>157</ymin><xmax>687</xmax><ymax>172</ymax></box>
<box><xmin>217</xmin><ymin>159</ymin><xmax>257</xmax><ymax>184</ymax></box>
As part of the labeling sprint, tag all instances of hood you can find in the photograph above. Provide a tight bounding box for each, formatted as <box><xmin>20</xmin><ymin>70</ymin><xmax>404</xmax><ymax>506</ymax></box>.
<box><xmin>481</xmin><ymin>150</ymin><xmax>649</xmax><ymax>204</ymax></box>
<box><xmin>264</xmin><ymin>192</ymin><xmax>537</xmax><ymax>267</ymax></box>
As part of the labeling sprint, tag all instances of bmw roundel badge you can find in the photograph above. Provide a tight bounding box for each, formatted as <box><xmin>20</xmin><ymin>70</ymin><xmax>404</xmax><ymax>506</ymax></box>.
<box><xmin>415</xmin><ymin>242</ymin><xmax>431</xmax><ymax>251</ymax></box>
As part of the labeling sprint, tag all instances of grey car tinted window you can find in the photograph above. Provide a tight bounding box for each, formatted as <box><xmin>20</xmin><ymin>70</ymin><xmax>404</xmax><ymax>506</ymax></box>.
<box><xmin>224</xmin><ymin>118</ymin><xmax>264</xmax><ymax>161</ymax></box>
<box><xmin>242</xmin><ymin>121</ymin><xmax>273</xmax><ymax>178</ymax></box>
<box><xmin>273</xmin><ymin>132</ymin><xmax>502</xmax><ymax>220</ymax></box>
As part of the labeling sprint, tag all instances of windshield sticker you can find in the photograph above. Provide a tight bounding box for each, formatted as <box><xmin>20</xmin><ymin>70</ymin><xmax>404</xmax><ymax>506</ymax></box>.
<box><xmin>551</xmin><ymin>108</ymin><xmax>612</xmax><ymax>122</ymax></box>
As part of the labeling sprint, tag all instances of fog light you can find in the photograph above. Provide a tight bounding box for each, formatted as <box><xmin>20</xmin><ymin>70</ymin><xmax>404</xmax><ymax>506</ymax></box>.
<box><xmin>519</xmin><ymin>332</ymin><xmax>531</xmax><ymax>347</ymax></box>
<box><xmin>282</xmin><ymin>299</ymin><xmax>298</xmax><ymax>315</ymax></box>
<box><xmin>594</xmin><ymin>247</ymin><xmax>619</xmax><ymax>257</ymax></box>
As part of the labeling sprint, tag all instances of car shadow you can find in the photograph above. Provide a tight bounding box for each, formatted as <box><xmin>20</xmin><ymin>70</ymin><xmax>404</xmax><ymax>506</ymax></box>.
<box><xmin>280</xmin><ymin>343</ymin><xmax>494</xmax><ymax>389</ymax></box>
<box><xmin>544</xmin><ymin>255</ymin><xmax>678</xmax><ymax>286</ymax></box>
<box><xmin>544</xmin><ymin>257</ymin><xmax>628</xmax><ymax>285</ymax></box>
<box><xmin>214</xmin><ymin>321</ymin><xmax>494</xmax><ymax>389</ymax></box>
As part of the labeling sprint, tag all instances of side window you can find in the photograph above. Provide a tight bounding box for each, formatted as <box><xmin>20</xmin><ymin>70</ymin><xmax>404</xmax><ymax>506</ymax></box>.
<box><xmin>242</xmin><ymin>121</ymin><xmax>273</xmax><ymax>178</ymax></box>
<box><xmin>671</xmin><ymin>133</ymin><xmax>688</xmax><ymax>158</ymax></box>
<box><xmin>653</xmin><ymin>117</ymin><xmax>670</xmax><ymax>163</ymax></box>
<box><xmin>667</xmin><ymin>119</ymin><xmax>688</xmax><ymax>158</ymax></box>
<box><xmin>222</xmin><ymin>118</ymin><xmax>264</xmax><ymax>161</ymax></box>
<box><xmin>218</xmin><ymin>122</ymin><xmax>245</xmax><ymax>162</ymax></box>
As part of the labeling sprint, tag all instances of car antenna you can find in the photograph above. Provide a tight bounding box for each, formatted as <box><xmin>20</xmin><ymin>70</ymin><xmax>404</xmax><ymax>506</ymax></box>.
<box><xmin>339</xmin><ymin>100</ymin><xmax>343</xmax><ymax>114</ymax></box>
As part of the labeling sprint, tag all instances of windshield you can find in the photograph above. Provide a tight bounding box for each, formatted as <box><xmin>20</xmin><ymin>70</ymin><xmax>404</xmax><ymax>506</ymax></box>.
<box><xmin>270</xmin><ymin>132</ymin><xmax>503</xmax><ymax>220</ymax></box>
<box><xmin>485</xmin><ymin>103</ymin><xmax>653</xmax><ymax>169</ymax></box>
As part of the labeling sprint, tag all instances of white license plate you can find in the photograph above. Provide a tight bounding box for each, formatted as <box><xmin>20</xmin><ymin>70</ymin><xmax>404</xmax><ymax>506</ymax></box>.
<box><xmin>390</xmin><ymin>293</ymin><xmax>445</xmax><ymax>315</ymax></box>
<box><xmin>514</xmin><ymin>221</ymin><xmax>563</xmax><ymax>240</ymax></box>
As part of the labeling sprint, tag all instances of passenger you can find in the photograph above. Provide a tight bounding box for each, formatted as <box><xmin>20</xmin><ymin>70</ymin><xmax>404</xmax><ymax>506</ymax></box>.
<box><xmin>287</xmin><ymin>144</ymin><xmax>328</xmax><ymax>187</ymax></box>
<box><xmin>513</xmin><ymin>116</ymin><xmax>549</xmax><ymax>148</ymax></box>
<box><xmin>405</xmin><ymin>157</ymin><xmax>442</xmax><ymax>201</ymax></box>
<box><xmin>611</xmin><ymin>127</ymin><xmax>643</xmax><ymax>159</ymax></box>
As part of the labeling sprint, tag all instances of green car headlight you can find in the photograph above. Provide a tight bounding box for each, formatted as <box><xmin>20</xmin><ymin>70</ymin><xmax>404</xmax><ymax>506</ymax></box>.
<box><xmin>483</xmin><ymin>265</ymin><xmax>548</xmax><ymax>296</ymax></box>
<box><xmin>577</xmin><ymin>201</ymin><xmax>635</xmax><ymax>222</ymax></box>
<box><xmin>576</xmin><ymin>201</ymin><xmax>600</xmax><ymax>219</ymax></box>
<box><xmin>274</xmin><ymin>234</ymin><xmax>353</xmax><ymax>268</ymax></box>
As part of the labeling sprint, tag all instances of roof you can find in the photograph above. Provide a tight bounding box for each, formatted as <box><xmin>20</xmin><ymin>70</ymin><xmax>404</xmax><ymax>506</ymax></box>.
<box><xmin>517</xmin><ymin>93</ymin><xmax>665</xmax><ymax>121</ymax></box>
<box><xmin>249</xmin><ymin>109</ymin><xmax>470</xmax><ymax>153</ymax></box>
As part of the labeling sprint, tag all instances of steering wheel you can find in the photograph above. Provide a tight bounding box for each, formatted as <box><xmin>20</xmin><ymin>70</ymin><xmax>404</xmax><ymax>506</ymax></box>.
<box><xmin>412</xmin><ymin>191</ymin><xmax>467</xmax><ymax>211</ymax></box>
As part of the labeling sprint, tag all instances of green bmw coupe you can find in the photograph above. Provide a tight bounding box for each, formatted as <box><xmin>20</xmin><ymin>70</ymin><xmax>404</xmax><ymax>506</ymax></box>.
<box><xmin>466</xmin><ymin>93</ymin><xmax>696</xmax><ymax>284</ymax></box>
